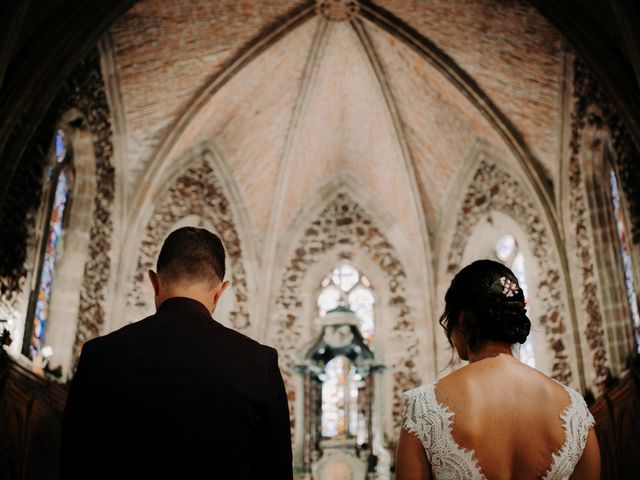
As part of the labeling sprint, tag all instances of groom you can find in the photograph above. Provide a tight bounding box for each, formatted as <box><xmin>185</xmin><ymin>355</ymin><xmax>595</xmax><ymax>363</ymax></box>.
<box><xmin>62</xmin><ymin>227</ymin><xmax>292</xmax><ymax>479</ymax></box>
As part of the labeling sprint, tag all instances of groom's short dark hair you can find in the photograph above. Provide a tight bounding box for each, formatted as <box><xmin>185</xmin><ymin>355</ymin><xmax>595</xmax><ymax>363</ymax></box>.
<box><xmin>157</xmin><ymin>227</ymin><xmax>226</xmax><ymax>286</ymax></box>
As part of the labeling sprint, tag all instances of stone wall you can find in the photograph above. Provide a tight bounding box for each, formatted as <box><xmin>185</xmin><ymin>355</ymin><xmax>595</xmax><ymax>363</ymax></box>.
<box><xmin>67</xmin><ymin>51</ymin><xmax>116</xmax><ymax>367</ymax></box>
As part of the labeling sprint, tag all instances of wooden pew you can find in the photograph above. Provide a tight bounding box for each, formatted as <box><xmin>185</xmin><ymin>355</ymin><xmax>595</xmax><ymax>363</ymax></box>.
<box><xmin>0</xmin><ymin>350</ymin><xmax>639</xmax><ymax>479</ymax></box>
<box><xmin>589</xmin><ymin>360</ymin><xmax>640</xmax><ymax>480</ymax></box>
<box><xmin>0</xmin><ymin>354</ymin><xmax>67</xmax><ymax>480</ymax></box>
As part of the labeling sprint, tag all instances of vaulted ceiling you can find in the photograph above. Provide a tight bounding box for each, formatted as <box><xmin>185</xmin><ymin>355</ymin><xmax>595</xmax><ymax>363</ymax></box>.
<box><xmin>3</xmin><ymin>0</ymin><xmax>640</xmax><ymax>220</ymax></box>
<box><xmin>107</xmin><ymin>0</ymin><xmax>565</xmax><ymax>251</ymax></box>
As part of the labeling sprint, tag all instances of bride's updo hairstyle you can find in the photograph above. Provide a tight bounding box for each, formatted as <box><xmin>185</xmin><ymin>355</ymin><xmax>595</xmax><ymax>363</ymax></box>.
<box><xmin>439</xmin><ymin>259</ymin><xmax>531</xmax><ymax>351</ymax></box>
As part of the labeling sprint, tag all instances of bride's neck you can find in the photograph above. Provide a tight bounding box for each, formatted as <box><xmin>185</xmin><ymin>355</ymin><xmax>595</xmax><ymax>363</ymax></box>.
<box><xmin>467</xmin><ymin>341</ymin><xmax>513</xmax><ymax>363</ymax></box>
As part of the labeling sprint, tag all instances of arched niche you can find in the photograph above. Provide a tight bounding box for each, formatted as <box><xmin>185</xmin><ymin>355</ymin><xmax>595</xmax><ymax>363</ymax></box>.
<box><xmin>460</xmin><ymin>211</ymin><xmax>550</xmax><ymax>376</ymax></box>
<box><xmin>121</xmin><ymin>144</ymin><xmax>256</xmax><ymax>339</ymax></box>
<box><xmin>438</xmin><ymin>148</ymin><xmax>581</xmax><ymax>389</ymax></box>
<box><xmin>564</xmin><ymin>58</ymin><xmax>640</xmax><ymax>391</ymax></box>
<box><xmin>267</xmin><ymin>184</ymin><xmax>428</xmax><ymax>459</ymax></box>
<box><xmin>131</xmin><ymin>213</ymin><xmax>239</xmax><ymax>330</ymax></box>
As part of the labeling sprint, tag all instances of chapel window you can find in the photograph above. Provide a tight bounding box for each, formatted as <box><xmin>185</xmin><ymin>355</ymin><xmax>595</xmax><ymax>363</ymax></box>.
<box><xmin>495</xmin><ymin>235</ymin><xmax>535</xmax><ymax>367</ymax></box>
<box><xmin>316</xmin><ymin>264</ymin><xmax>374</xmax><ymax>443</ymax></box>
<box><xmin>317</xmin><ymin>264</ymin><xmax>375</xmax><ymax>342</ymax></box>
<box><xmin>609</xmin><ymin>169</ymin><xmax>640</xmax><ymax>350</ymax></box>
<box><xmin>24</xmin><ymin>129</ymin><xmax>71</xmax><ymax>359</ymax></box>
<box><xmin>321</xmin><ymin>356</ymin><xmax>361</xmax><ymax>439</ymax></box>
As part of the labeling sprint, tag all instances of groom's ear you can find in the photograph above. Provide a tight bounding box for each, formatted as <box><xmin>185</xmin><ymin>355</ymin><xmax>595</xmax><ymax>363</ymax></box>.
<box><xmin>148</xmin><ymin>270</ymin><xmax>160</xmax><ymax>296</ymax></box>
<box><xmin>213</xmin><ymin>280</ymin><xmax>230</xmax><ymax>305</ymax></box>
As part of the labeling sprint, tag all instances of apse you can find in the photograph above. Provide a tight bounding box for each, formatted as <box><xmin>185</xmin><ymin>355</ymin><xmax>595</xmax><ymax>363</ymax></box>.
<box><xmin>1</xmin><ymin>0</ymin><xmax>640</xmax><ymax>478</ymax></box>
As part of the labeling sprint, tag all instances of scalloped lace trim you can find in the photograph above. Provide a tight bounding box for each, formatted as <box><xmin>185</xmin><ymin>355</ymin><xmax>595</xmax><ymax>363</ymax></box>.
<box><xmin>402</xmin><ymin>380</ymin><xmax>487</xmax><ymax>479</ymax></box>
<box><xmin>402</xmin><ymin>380</ymin><xmax>594</xmax><ymax>480</ymax></box>
<box><xmin>542</xmin><ymin>382</ymin><xmax>595</xmax><ymax>480</ymax></box>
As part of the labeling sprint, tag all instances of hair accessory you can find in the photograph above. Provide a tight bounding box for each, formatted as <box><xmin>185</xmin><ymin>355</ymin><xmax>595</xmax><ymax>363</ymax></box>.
<box><xmin>491</xmin><ymin>276</ymin><xmax>519</xmax><ymax>297</ymax></box>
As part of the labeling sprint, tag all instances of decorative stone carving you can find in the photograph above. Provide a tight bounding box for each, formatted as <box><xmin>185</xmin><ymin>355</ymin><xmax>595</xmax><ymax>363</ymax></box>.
<box><xmin>270</xmin><ymin>192</ymin><xmax>419</xmax><ymax>431</ymax></box>
<box><xmin>567</xmin><ymin>57</ymin><xmax>610</xmax><ymax>387</ymax></box>
<box><xmin>316</xmin><ymin>0</ymin><xmax>360</xmax><ymax>22</ymax></box>
<box><xmin>67</xmin><ymin>51</ymin><xmax>116</xmax><ymax>366</ymax></box>
<box><xmin>128</xmin><ymin>158</ymin><xmax>250</xmax><ymax>331</ymax></box>
<box><xmin>447</xmin><ymin>160</ymin><xmax>573</xmax><ymax>384</ymax></box>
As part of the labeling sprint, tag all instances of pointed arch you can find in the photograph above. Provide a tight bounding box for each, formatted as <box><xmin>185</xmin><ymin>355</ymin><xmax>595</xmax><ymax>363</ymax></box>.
<box><xmin>267</xmin><ymin>180</ymin><xmax>429</xmax><ymax>442</ymax></box>
<box><xmin>267</xmin><ymin>172</ymin><xmax>433</xmax><ymax>371</ymax></box>
<box><xmin>439</xmin><ymin>146</ymin><xmax>580</xmax><ymax>387</ymax></box>
<box><xmin>121</xmin><ymin>141</ymin><xmax>258</xmax><ymax>338</ymax></box>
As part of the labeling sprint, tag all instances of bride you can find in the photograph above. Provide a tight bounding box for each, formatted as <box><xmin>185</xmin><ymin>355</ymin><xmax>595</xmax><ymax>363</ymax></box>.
<box><xmin>396</xmin><ymin>260</ymin><xmax>600</xmax><ymax>479</ymax></box>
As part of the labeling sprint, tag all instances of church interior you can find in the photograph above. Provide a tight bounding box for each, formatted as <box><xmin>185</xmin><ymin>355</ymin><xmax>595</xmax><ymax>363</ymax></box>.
<box><xmin>1</xmin><ymin>0</ymin><xmax>640</xmax><ymax>478</ymax></box>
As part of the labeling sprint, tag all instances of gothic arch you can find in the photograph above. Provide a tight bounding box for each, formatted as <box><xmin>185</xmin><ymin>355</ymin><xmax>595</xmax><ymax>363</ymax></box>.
<box><xmin>460</xmin><ymin>212</ymin><xmax>549</xmax><ymax>374</ymax></box>
<box><xmin>440</xmin><ymin>149</ymin><xmax>579</xmax><ymax>387</ymax></box>
<box><xmin>120</xmin><ymin>3</ymin><xmax>562</xmax><ymax>336</ymax></box>
<box><xmin>267</xmin><ymin>183</ymin><xmax>425</xmax><ymax>436</ymax></box>
<box><xmin>24</xmin><ymin>49</ymin><xmax>118</xmax><ymax>374</ymax></box>
<box><xmin>123</xmin><ymin>143</ymin><xmax>255</xmax><ymax>337</ymax></box>
<box><xmin>267</xmin><ymin>173</ymin><xmax>433</xmax><ymax>363</ymax></box>
<box><xmin>0</xmin><ymin>50</ymin><xmax>117</xmax><ymax>376</ymax></box>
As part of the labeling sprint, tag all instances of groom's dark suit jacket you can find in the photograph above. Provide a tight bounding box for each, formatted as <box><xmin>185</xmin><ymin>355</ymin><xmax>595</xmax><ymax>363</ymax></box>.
<box><xmin>61</xmin><ymin>297</ymin><xmax>292</xmax><ymax>479</ymax></box>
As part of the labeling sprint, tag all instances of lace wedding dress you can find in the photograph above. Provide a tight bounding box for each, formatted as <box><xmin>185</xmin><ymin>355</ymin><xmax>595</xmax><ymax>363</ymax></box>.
<box><xmin>402</xmin><ymin>380</ymin><xmax>595</xmax><ymax>480</ymax></box>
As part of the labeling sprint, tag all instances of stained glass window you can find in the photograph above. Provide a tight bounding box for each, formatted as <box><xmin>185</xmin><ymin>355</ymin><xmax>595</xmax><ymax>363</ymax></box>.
<box><xmin>610</xmin><ymin>170</ymin><xmax>640</xmax><ymax>349</ymax></box>
<box><xmin>348</xmin><ymin>287</ymin><xmax>375</xmax><ymax>341</ymax></box>
<box><xmin>495</xmin><ymin>236</ymin><xmax>535</xmax><ymax>367</ymax></box>
<box><xmin>318</xmin><ymin>264</ymin><xmax>374</xmax><ymax>439</ymax></box>
<box><xmin>317</xmin><ymin>264</ymin><xmax>375</xmax><ymax>342</ymax></box>
<box><xmin>322</xmin><ymin>357</ymin><xmax>345</xmax><ymax>437</ymax></box>
<box><xmin>317</xmin><ymin>286</ymin><xmax>341</xmax><ymax>315</ymax></box>
<box><xmin>511</xmin><ymin>252</ymin><xmax>529</xmax><ymax>299</ymax></box>
<box><xmin>29</xmin><ymin>130</ymin><xmax>69</xmax><ymax>357</ymax></box>
<box><xmin>496</xmin><ymin>234</ymin><xmax>516</xmax><ymax>262</ymax></box>
<box><xmin>321</xmin><ymin>356</ymin><xmax>360</xmax><ymax>438</ymax></box>
<box><xmin>332</xmin><ymin>264</ymin><xmax>359</xmax><ymax>292</ymax></box>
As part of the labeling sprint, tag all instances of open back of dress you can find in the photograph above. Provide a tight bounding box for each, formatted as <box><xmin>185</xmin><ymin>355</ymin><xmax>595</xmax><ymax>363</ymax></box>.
<box><xmin>402</xmin><ymin>380</ymin><xmax>595</xmax><ymax>480</ymax></box>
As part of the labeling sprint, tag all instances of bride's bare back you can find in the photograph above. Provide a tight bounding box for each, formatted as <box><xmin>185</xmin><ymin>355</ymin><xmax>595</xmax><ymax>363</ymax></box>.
<box><xmin>438</xmin><ymin>355</ymin><xmax>595</xmax><ymax>478</ymax></box>
<box><xmin>397</xmin><ymin>354</ymin><xmax>600</xmax><ymax>480</ymax></box>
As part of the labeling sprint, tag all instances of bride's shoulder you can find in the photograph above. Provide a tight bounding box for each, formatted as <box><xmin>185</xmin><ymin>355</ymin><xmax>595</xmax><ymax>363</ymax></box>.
<box><xmin>401</xmin><ymin>379</ymin><xmax>450</xmax><ymax>438</ymax></box>
<box><xmin>551</xmin><ymin>379</ymin><xmax>593</xmax><ymax>413</ymax></box>
<box><xmin>401</xmin><ymin>379</ymin><xmax>439</xmax><ymax>405</ymax></box>
<box><xmin>403</xmin><ymin>378</ymin><xmax>438</xmax><ymax>393</ymax></box>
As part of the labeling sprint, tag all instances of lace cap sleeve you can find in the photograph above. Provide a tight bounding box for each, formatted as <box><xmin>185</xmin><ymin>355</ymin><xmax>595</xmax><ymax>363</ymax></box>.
<box><xmin>401</xmin><ymin>387</ymin><xmax>424</xmax><ymax>440</ymax></box>
<box><xmin>400</xmin><ymin>383</ymin><xmax>446</xmax><ymax>461</ymax></box>
<box><xmin>400</xmin><ymin>383</ymin><xmax>487</xmax><ymax>478</ymax></box>
<box><xmin>584</xmin><ymin>400</ymin><xmax>596</xmax><ymax>430</ymax></box>
<box><xmin>542</xmin><ymin>385</ymin><xmax>597</xmax><ymax>480</ymax></box>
